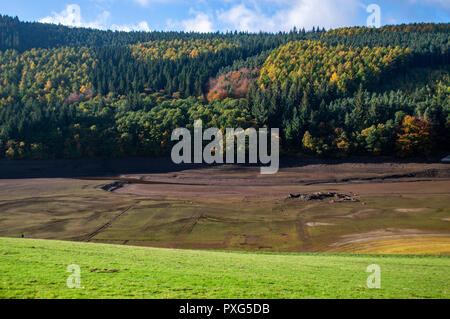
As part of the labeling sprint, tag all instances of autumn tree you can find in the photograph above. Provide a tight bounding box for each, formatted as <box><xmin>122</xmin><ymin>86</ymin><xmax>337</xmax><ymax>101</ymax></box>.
<box><xmin>396</xmin><ymin>116</ymin><xmax>434</xmax><ymax>157</ymax></box>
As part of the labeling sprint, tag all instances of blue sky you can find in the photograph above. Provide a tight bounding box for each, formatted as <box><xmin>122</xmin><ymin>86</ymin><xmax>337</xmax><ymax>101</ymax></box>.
<box><xmin>1</xmin><ymin>0</ymin><xmax>449</xmax><ymax>32</ymax></box>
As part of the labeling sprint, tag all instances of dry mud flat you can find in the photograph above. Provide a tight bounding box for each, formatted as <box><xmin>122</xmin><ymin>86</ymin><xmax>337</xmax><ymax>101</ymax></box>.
<box><xmin>113</xmin><ymin>161</ymin><xmax>450</xmax><ymax>197</ymax></box>
<box><xmin>0</xmin><ymin>161</ymin><xmax>449</xmax><ymax>254</ymax></box>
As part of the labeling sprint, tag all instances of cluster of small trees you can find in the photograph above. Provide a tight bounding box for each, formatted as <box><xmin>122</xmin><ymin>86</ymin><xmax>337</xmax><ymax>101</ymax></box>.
<box><xmin>0</xmin><ymin>47</ymin><xmax>95</xmax><ymax>105</ymax></box>
<box><xmin>323</xmin><ymin>23</ymin><xmax>450</xmax><ymax>37</ymax></box>
<box><xmin>246</xmin><ymin>75</ymin><xmax>449</xmax><ymax>157</ymax></box>
<box><xmin>130</xmin><ymin>39</ymin><xmax>238</xmax><ymax>61</ymax></box>
<box><xmin>258</xmin><ymin>40</ymin><xmax>411</xmax><ymax>94</ymax></box>
<box><xmin>1</xmin><ymin>88</ymin><xmax>445</xmax><ymax>159</ymax></box>
<box><xmin>0</xmin><ymin>94</ymin><xmax>253</xmax><ymax>159</ymax></box>
<box><xmin>300</xmin><ymin>116</ymin><xmax>436</xmax><ymax>158</ymax></box>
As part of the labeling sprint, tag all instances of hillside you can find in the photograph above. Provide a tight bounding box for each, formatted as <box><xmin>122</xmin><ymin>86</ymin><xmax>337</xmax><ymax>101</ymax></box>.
<box><xmin>0</xmin><ymin>16</ymin><xmax>449</xmax><ymax>160</ymax></box>
<box><xmin>258</xmin><ymin>40</ymin><xmax>412</xmax><ymax>93</ymax></box>
<box><xmin>1</xmin><ymin>237</ymin><xmax>449</xmax><ymax>298</ymax></box>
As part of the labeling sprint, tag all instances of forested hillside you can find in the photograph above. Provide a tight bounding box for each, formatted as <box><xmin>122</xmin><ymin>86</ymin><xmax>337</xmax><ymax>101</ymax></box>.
<box><xmin>0</xmin><ymin>15</ymin><xmax>448</xmax><ymax>159</ymax></box>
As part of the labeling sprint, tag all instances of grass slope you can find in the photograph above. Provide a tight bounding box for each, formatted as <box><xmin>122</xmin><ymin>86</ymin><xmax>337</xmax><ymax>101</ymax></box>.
<box><xmin>0</xmin><ymin>238</ymin><xmax>449</xmax><ymax>299</ymax></box>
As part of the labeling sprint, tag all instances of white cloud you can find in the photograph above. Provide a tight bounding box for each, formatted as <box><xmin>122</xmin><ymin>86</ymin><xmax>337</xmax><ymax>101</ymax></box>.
<box><xmin>133</xmin><ymin>0</ymin><xmax>151</xmax><ymax>6</ymax></box>
<box><xmin>111</xmin><ymin>21</ymin><xmax>151</xmax><ymax>32</ymax></box>
<box><xmin>40</xmin><ymin>4</ymin><xmax>151</xmax><ymax>32</ymax></box>
<box><xmin>40</xmin><ymin>0</ymin><xmax>447</xmax><ymax>34</ymax></box>
<box><xmin>167</xmin><ymin>10</ymin><xmax>214</xmax><ymax>33</ymax></box>
<box><xmin>217</xmin><ymin>4</ymin><xmax>275</xmax><ymax>32</ymax></box>
<box><xmin>40</xmin><ymin>4</ymin><xmax>108</xmax><ymax>29</ymax></box>
<box><xmin>132</xmin><ymin>0</ymin><xmax>176</xmax><ymax>7</ymax></box>
<box><xmin>217</xmin><ymin>0</ymin><xmax>363</xmax><ymax>32</ymax></box>
<box><xmin>276</xmin><ymin>0</ymin><xmax>363</xmax><ymax>31</ymax></box>
<box><xmin>182</xmin><ymin>12</ymin><xmax>214</xmax><ymax>32</ymax></box>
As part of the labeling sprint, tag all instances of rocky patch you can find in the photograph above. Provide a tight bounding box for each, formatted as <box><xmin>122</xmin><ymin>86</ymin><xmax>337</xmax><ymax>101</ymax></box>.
<box><xmin>101</xmin><ymin>181</ymin><xmax>130</xmax><ymax>192</ymax></box>
<box><xmin>289</xmin><ymin>192</ymin><xmax>359</xmax><ymax>202</ymax></box>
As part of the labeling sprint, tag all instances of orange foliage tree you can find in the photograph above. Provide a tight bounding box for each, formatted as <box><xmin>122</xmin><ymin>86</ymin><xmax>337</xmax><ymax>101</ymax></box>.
<box><xmin>207</xmin><ymin>68</ymin><xmax>258</xmax><ymax>102</ymax></box>
<box><xmin>396</xmin><ymin>115</ymin><xmax>434</xmax><ymax>157</ymax></box>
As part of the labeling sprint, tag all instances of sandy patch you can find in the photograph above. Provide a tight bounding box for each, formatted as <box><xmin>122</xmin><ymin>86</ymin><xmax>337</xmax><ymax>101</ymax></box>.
<box><xmin>306</xmin><ymin>222</ymin><xmax>335</xmax><ymax>227</ymax></box>
<box><xmin>395</xmin><ymin>208</ymin><xmax>427</xmax><ymax>213</ymax></box>
<box><xmin>338</xmin><ymin>209</ymin><xmax>379</xmax><ymax>219</ymax></box>
<box><xmin>329</xmin><ymin>228</ymin><xmax>450</xmax><ymax>247</ymax></box>
<box><xmin>327</xmin><ymin>236</ymin><xmax>450</xmax><ymax>255</ymax></box>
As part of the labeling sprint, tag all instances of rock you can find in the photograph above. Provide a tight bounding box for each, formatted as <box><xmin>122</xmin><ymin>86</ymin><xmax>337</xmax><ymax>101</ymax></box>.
<box><xmin>288</xmin><ymin>192</ymin><xmax>359</xmax><ymax>202</ymax></box>
<box><xmin>101</xmin><ymin>181</ymin><xmax>130</xmax><ymax>192</ymax></box>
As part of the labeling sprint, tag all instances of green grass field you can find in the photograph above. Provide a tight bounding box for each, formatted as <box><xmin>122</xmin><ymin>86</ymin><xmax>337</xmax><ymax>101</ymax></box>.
<box><xmin>1</xmin><ymin>238</ymin><xmax>449</xmax><ymax>299</ymax></box>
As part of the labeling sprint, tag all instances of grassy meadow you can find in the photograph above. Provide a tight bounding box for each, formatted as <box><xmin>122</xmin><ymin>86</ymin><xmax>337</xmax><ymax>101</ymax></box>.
<box><xmin>0</xmin><ymin>237</ymin><xmax>449</xmax><ymax>299</ymax></box>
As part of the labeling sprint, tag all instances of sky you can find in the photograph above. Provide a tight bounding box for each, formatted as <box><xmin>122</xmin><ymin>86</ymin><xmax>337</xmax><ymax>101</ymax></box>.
<box><xmin>0</xmin><ymin>0</ymin><xmax>449</xmax><ymax>33</ymax></box>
